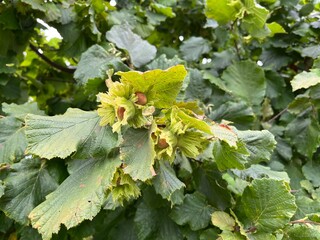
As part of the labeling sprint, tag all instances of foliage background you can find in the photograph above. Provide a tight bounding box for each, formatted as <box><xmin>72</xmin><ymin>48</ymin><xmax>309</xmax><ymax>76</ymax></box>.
<box><xmin>1</xmin><ymin>0</ymin><xmax>320</xmax><ymax>239</ymax></box>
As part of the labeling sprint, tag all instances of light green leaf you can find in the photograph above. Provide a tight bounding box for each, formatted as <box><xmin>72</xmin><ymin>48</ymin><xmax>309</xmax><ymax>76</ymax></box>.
<box><xmin>249</xmin><ymin>232</ymin><xmax>277</xmax><ymax>240</ymax></box>
<box><xmin>29</xmin><ymin>156</ymin><xmax>120</xmax><ymax>240</ymax></box>
<box><xmin>0</xmin><ymin>116</ymin><xmax>27</xmax><ymax>163</ymax></box>
<box><xmin>120</xmin><ymin>128</ymin><xmax>156</xmax><ymax>181</ymax></box>
<box><xmin>25</xmin><ymin>109</ymin><xmax>101</xmax><ymax>159</ymax></box>
<box><xmin>284</xmin><ymin>225</ymin><xmax>320</xmax><ymax>240</ymax></box>
<box><xmin>211</xmin><ymin>123</ymin><xmax>238</xmax><ymax>148</ymax></box>
<box><xmin>0</xmin><ymin>157</ymin><xmax>60</xmax><ymax>224</ymax></box>
<box><xmin>291</xmin><ymin>69</ymin><xmax>320</xmax><ymax>92</ymax></box>
<box><xmin>151</xmin><ymin>3</ymin><xmax>175</xmax><ymax>18</ymax></box>
<box><xmin>205</xmin><ymin>0</ymin><xmax>238</xmax><ymax>24</ymax></box>
<box><xmin>117</xmin><ymin>65</ymin><xmax>187</xmax><ymax>108</ymax></box>
<box><xmin>241</xmin><ymin>179</ymin><xmax>297</xmax><ymax>232</ymax></box>
<box><xmin>286</xmin><ymin>116</ymin><xmax>320</xmax><ymax>159</ymax></box>
<box><xmin>221</xmin><ymin>60</ymin><xmax>266</xmax><ymax>105</ymax></box>
<box><xmin>153</xmin><ymin>161</ymin><xmax>185</xmax><ymax>204</ymax></box>
<box><xmin>267</xmin><ymin>22</ymin><xmax>287</xmax><ymax>37</ymax></box>
<box><xmin>171</xmin><ymin>106</ymin><xmax>212</xmax><ymax>134</ymax></box>
<box><xmin>106</xmin><ymin>24</ymin><xmax>157</xmax><ymax>67</ymax></box>
<box><xmin>179</xmin><ymin>37</ymin><xmax>212</xmax><ymax>62</ymax></box>
<box><xmin>211</xmin><ymin>211</ymin><xmax>235</xmax><ymax>231</ymax></box>
<box><xmin>2</xmin><ymin>102</ymin><xmax>45</xmax><ymax>120</ymax></box>
<box><xmin>237</xmin><ymin>129</ymin><xmax>276</xmax><ymax>164</ymax></box>
<box><xmin>74</xmin><ymin>44</ymin><xmax>128</xmax><ymax>87</ymax></box>
<box><xmin>241</xmin><ymin>0</ymin><xmax>269</xmax><ymax>35</ymax></box>
<box><xmin>170</xmin><ymin>192</ymin><xmax>214</xmax><ymax>231</ymax></box>
<box><xmin>233</xmin><ymin>164</ymin><xmax>290</xmax><ymax>182</ymax></box>
<box><xmin>301</xmin><ymin>46</ymin><xmax>320</xmax><ymax>59</ymax></box>
<box><xmin>219</xmin><ymin>231</ymin><xmax>246</xmax><ymax>240</ymax></box>
<box><xmin>213</xmin><ymin>140</ymin><xmax>249</xmax><ymax>171</ymax></box>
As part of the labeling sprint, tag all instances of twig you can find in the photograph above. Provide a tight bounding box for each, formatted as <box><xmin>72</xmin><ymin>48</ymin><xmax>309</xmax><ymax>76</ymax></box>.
<box><xmin>29</xmin><ymin>43</ymin><xmax>76</xmax><ymax>74</ymax></box>
<box><xmin>0</xmin><ymin>164</ymin><xmax>10</xmax><ymax>171</ymax></box>
<box><xmin>267</xmin><ymin>107</ymin><xmax>288</xmax><ymax>123</ymax></box>
<box><xmin>290</xmin><ymin>219</ymin><xmax>320</xmax><ymax>225</ymax></box>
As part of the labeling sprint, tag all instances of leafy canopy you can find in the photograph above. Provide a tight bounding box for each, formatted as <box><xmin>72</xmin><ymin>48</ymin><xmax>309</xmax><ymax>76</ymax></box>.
<box><xmin>1</xmin><ymin>0</ymin><xmax>320</xmax><ymax>239</ymax></box>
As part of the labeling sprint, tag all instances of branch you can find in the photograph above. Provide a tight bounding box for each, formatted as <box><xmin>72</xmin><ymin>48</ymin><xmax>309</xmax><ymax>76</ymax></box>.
<box><xmin>29</xmin><ymin>43</ymin><xmax>76</xmax><ymax>74</ymax></box>
<box><xmin>267</xmin><ymin>107</ymin><xmax>288</xmax><ymax>123</ymax></box>
<box><xmin>290</xmin><ymin>219</ymin><xmax>320</xmax><ymax>226</ymax></box>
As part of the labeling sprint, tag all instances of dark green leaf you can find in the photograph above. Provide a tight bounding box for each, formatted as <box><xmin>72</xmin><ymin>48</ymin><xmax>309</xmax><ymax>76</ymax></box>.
<box><xmin>74</xmin><ymin>44</ymin><xmax>128</xmax><ymax>87</ymax></box>
<box><xmin>286</xmin><ymin>116</ymin><xmax>320</xmax><ymax>159</ymax></box>
<box><xmin>120</xmin><ymin>128</ymin><xmax>156</xmax><ymax>181</ymax></box>
<box><xmin>153</xmin><ymin>160</ymin><xmax>184</xmax><ymax>204</ymax></box>
<box><xmin>221</xmin><ymin>60</ymin><xmax>266</xmax><ymax>106</ymax></box>
<box><xmin>135</xmin><ymin>200</ymin><xmax>182</xmax><ymax>240</ymax></box>
<box><xmin>241</xmin><ymin>179</ymin><xmax>297</xmax><ymax>232</ymax></box>
<box><xmin>0</xmin><ymin>157</ymin><xmax>60</xmax><ymax>224</ymax></box>
<box><xmin>170</xmin><ymin>192</ymin><xmax>214</xmax><ymax>231</ymax></box>
<box><xmin>179</xmin><ymin>37</ymin><xmax>211</xmax><ymax>62</ymax></box>
<box><xmin>106</xmin><ymin>24</ymin><xmax>157</xmax><ymax>67</ymax></box>
<box><xmin>0</xmin><ymin>116</ymin><xmax>26</xmax><ymax>163</ymax></box>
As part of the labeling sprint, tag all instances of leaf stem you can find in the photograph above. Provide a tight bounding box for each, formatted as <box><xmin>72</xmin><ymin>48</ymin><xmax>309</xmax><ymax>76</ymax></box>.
<box><xmin>29</xmin><ymin>43</ymin><xmax>76</xmax><ymax>74</ymax></box>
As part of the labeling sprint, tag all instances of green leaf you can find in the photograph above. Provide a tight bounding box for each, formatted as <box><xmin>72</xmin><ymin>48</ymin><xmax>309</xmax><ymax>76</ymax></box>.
<box><xmin>218</xmin><ymin>231</ymin><xmax>246</xmax><ymax>239</ymax></box>
<box><xmin>120</xmin><ymin>128</ymin><xmax>156</xmax><ymax>181</ymax></box>
<box><xmin>294</xmin><ymin>195</ymin><xmax>320</xmax><ymax>220</ymax></box>
<box><xmin>267</xmin><ymin>22</ymin><xmax>287</xmax><ymax>37</ymax></box>
<box><xmin>285</xmin><ymin>116</ymin><xmax>320</xmax><ymax>159</ymax></box>
<box><xmin>72</xmin><ymin>124</ymin><xmax>118</xmax><ymax>159</ymax></box>
<box><xmin>211</xmin><ymin>123</ymin><xmax>238</xmax><ymax>148</ymax></box>
<box><xmin>25</xmin><ymin>109</ymin><xmax>102</xmax><ymax>159</ymax></box>
<box><xmin>74</xmin><ymin>44</ymin><xmax>128</xmax><ymax>87</ymax></box>
<box><xmin>241</xmin><ymin>179</ymin><xmax>297</xmax><ymax>232</ymax></box>
<box><xmin>221</xmin><ymin>60</ymin><xmax>266</xmax><ymax>105</ymax></box>
<box><xmin>284</xmin><ymin>225</ymin><xmax>320</xmax><ymax>240</ymax></box>
<box><xmin>205</xmin><ymin>0</ymin><xmax>238</xmax><ymax>24</ymax></box>
<box><xmin>241</xmin><ymin>0</ymin><xmax>269</xmax><ymax>35</ymax></box>
<box><xmin>301</xmin><ymin>45</ymin><xmax>320</xmax><ymax>59</ymax></box>
<box><xmin>0</xmin><ymin>116</ymin><xmax>27</xmax><ymax>163</ymax></box>
<box><xmin>21</xmin><ymin>0</ymin><xmax>46</xmax><ymax>11</ymax></box>
<box><xmin>106</xmin><ymin>24</ymin><xmax>157</xmax><ymax>67</ymax></box>
<box><xmin>213</xmin><ymin>140</ymin><xmax>249</xmax><ymax>171</ymax></box>
<box><xmin>233</xmin><ymin>164</ymin><xmax>290</xmax><ymax>182</ymax></box>
<box><xmin>0</xmin><ymin>157</ymin><xmax>60</xmax><ymax>224</ymax></box>
<box><xmin>184</xmin><ymin>68</ymin><xmax>212</xmax><ymax>102</ymax></box>
<box><xmin>302</xmin><ymin>161</ymin><xmax>320</xmax><ymax>188</ymax></box>
<box><xmin>29</xmin><ymin>155</ymin><xmax>120</xmax><ymax>240</ymax></box>
<box><xmin>211</xmin><ymin>211</ymin><xmax>235</xmax><ymax>231</ymax></box>
<box><xmin>117</xmin><ymin>65</ymin><xmax>187</xmax><ymax>108</ymax></box>
<box><xmin>237</xmin><ymin>129</ymin><xmax>276</xmax><ymax>164</ymax></box>
<box><xmin>134</xmin><ymin>199</ymin><xmax>182</xmax><ymax>240</ymax></box>
<box><xmin>2</xmin><ymin>102</ymin><xmax>45</xmax><ymax>120</ymax></box>
<box><xmin>170</xmin><ymin>192</ymin><xmax>214</xmax><ymax>231</ymax></box>
<box><xmin>146</xmin><ymin>54</ymin><xmax>185</xmax><ymax>70</ymax></box>
<box><xmin>291</xmin><ymin>69</ymin><xmax>320</xmax><ymax>92</ymax></box>
<box><xmin>179</xmin><ymin>37</ymin><xmax>211</xmax><ymax>62</ymax></box>
<box><xmin>151</xmin><ymin>3</ymin><xmax>176</xmax><ymax>18</ymax></box>
<box><xmin>153</xmin><ymin>160</ymin><xmax>185</xmax><ymax>204</ymax></box>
